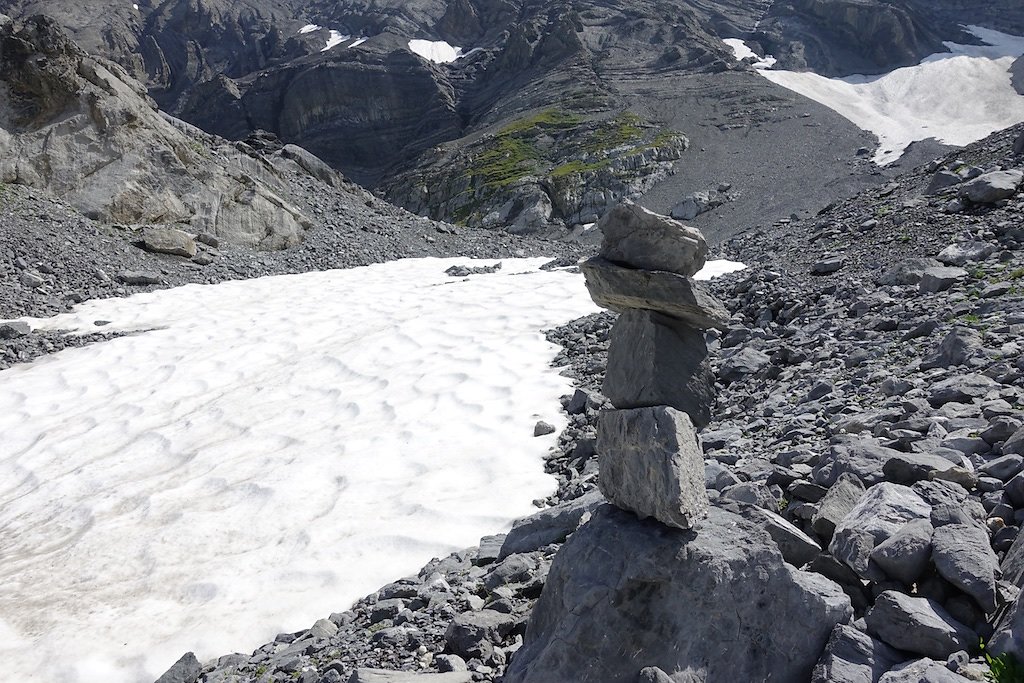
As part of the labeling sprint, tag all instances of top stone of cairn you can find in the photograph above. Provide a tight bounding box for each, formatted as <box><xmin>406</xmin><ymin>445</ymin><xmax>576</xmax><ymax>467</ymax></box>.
<box><xmin>598</xmin><ymin>200</ymin><xmax>708</xmax><ymax>277</ymax></box>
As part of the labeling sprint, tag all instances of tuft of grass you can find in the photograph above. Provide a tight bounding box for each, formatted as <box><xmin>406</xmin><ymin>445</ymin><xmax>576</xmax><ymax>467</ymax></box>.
<box><xmin>550</xmin><ymin>159</ymin><xmax>609</xmax><ymax>178</ymax></box>
<box><xmin>984</xmin><ymin>644</ymin><xmax>1024</xmax><ymax>683</ymax></box>
<box><xmin>1008</xmin><ymin>268</ymin><xmax>1024</xmax><ymax>281</ymax></box>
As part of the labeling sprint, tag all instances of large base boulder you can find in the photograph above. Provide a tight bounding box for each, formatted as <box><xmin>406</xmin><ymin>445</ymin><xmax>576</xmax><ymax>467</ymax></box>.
<box><xmin>504</xmin><ymin>505</ymin><xmax>853</xmax><ymax>683</ymax></box>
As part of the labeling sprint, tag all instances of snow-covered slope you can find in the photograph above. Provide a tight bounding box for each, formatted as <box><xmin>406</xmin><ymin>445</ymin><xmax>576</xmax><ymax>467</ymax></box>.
<box><xmin>726</xmin><ymin>27</ymin><xmax>1024</xmax><ymax>164</ymax></box>
<box><xmin>0</xmin><ymin>258</ymin><xmax>598</xmax><ymax>682</ymax></box>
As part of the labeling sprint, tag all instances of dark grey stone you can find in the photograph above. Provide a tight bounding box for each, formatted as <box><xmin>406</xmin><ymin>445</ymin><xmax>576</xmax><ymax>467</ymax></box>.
<box><xmin>865</xmin><ymin>591</ymin><xmax>976</xmax><ymax>660</ymax></box>
<box><xmin>603</xmin><ymin>309</ymin><xmax>713</xmax><ymax>429</ymax></box>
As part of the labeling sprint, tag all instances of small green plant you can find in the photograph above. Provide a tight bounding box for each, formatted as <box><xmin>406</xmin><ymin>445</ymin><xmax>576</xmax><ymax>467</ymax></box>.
<box><xmin>897</xmin><ymin>233</ymin><xmax>912</xmax><ymax>244</ymax></box>
<box><xmin>1009</xmin><ymin>268</ymin><xmax>1024</xmax><ymax>281</ymax></box>
<box><xmin>962</xmin><ymin>313</ymin><xmax>981</xmax><ymax>325</ymax></box>
<box><xmin>983</xmin><ymin>643</ymin><xmax>1024</xmax><ymax>682</ymax></box>
<box><xmin>777</xmin><ymin>496</ymin><xmax>790</xmax><ymax>513</ymax></box>
<box><xmin>970</xmin><ymin>266</ymin><xmax>987</xmax><ymax>279</ymax></box>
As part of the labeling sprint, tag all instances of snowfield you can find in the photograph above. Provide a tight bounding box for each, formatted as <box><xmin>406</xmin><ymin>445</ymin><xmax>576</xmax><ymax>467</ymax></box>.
<box><xmin>408</xmin><ymin>39</ymin><xmax>465</xmax><ymax>64</ymax></box>
<box><xmin>725</xmin><ymin>26</ymin><xmax>1024</xmax><ymax>164</ymax></box>
<box><xmin>0</xmin><ymin>257</ymin><xmax>741</xmax><ymax>682</ymax></box>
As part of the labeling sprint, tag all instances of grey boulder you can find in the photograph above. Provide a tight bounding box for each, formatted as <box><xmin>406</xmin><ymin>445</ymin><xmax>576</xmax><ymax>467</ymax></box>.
<box><xmin>878</xmin><ymin>658</ymin><xmax>972</xmax><ymax>683</ymax></box>
<box><xmin>597</xmin><ymin>406</ymin><xmax>708</xmax><ymax>530</ymax></box>
<box><xmin>154</xmin><ymin>652</ymin><xmax>201</xmax><ymax>683</ymax></box>
<box><xmin>919</xmin><ymin>267</ymin><xmax>967</xmax><ymax>294</ymax></box>
<box><xmin>931</xmin><ymin>523</ymin><xmax>1000</xmax><ymax>613</ymax></box>
<box><xmin>139</xmin><ymin>228</ymin><xmax>197</xmax><ymax>258</ymax></box>
<box><xmin>829</xmin><ymin>483</ymin><xmax>932</xmax><ymax>580</ymax></box>
<box><xmin>936</xmin><ymin>241</ymin><xmax>996</xmax><ymax>266</ymax></box>
<box><xmin>812</xmin><ymin>473</ymin><xmax>867</xmax><ymax>542</ymax></box>
<box><xmin>347</xmin><ymin>671</ymin><xmax>472</xmax><ymax>683</ymax></box>
<box><xmin>868</xmin><ymin>519</ymin><xmax>934</xmax><ymax>586</ymax></box>
<box><xmin>810</xmin><ymin>624</ymin><xmax>904</xmax><ymax>683</ymax></box>
<box><xmin>503</xmin><ymin>505</ymin><xmax>852</xmax><ymax>683</ymax></box>
<box><xmin>597</xmin><ymin>200</ymin><xmax>707</xmax><ymax>277</ymax></box>
<box><xmin>498</xmin><ymin>490</ymin><xmax>605</xmax><ymax>559</ymax></box>
<box><xmin>719</xmin><ymin>346</ymin><xmax>771</xmax><ymax>384</ymax></box>
<box><xmin>865</xmin><ymin>591</ymin><xmax>976</xmax><ymax>660</ymax></box>
<box><xmin>959</xmin><ymin>169</ymin><xmax>1023</xmax><ymax>203</ymax></box>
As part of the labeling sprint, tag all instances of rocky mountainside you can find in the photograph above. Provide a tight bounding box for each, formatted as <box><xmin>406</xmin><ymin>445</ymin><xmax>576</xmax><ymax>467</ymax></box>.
<box><xmin>8</xmin><ymin>0</ymin><xmax>1000</xmax><ymax>238</ymax></box>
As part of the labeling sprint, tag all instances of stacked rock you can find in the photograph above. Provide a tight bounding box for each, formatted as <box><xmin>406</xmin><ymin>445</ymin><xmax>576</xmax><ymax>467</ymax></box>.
<box><xmin>581</xmin><ymin>200</ymin><xmax>731</xmax><ymax>530</ymax></box>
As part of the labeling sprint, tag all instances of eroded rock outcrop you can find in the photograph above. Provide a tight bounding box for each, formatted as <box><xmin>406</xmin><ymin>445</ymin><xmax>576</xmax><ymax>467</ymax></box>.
<box><xmin>0</xmin><ymin>15</ymin><xmax>317</xmax><ymax>249</ymax></box>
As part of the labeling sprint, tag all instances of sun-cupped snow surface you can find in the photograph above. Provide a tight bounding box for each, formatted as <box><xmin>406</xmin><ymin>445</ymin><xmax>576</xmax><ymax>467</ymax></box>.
<box><xmin>408</xmin><ymin>39</ymin><xmax>465</xmax><ymax>63</ymax></box>
<box><xmin>0</xmin><ymin>258</ymin><xmax>598</xmax><ymax>682</ymax></box>
<box><xmin>725</xmin><ymin>27</ymin><xmax>1024</xmax><ymax>164</ymax></box>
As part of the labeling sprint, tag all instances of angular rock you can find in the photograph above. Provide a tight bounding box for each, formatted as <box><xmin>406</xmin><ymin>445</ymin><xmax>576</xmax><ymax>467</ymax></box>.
<box><xmin>1004</xmin><ymin>426</ymin><xmax>1024</xmax><ymax>456</ymax></box>
<box><xmin>926</xmin><ymin>170</ymin><xmax>962</xmax><ymax>195</ymax></box>
<box><xmin>978</xmin><ymin>454</ymin><xmax>1024</xmax><ymax>480</ymax></box>
<box><xmin>118</xmin><ymin>270</ymin><xmax>163</xmax><ymax>285</ymax></box>
<box><xmin>812</xmin><ymin>473</ymin><xmax>867</xmax><ymax>542</ymax></box>
<box><xmin>937</xmin><ymin>242</ymin><xmax>996</xmax><ymax>266</ymax></box>
<box><xmin>813</xmin><ymin>439</ymin><xmax>906</xmax><ymax>487</ymax></box>
<box><xmin>504</xmin><ymin>505</ymin><xmax>852</xmax><ymax>683</ymax></box>
<box><xmin>499</xmin><ymin>489</ymin><xmax>605</xmax><ymax>559</ymax></box>
<box><xmin>603</xmin><ymin>309</ymin><xmax>713</xmax><ymax>429</ymax></box>
<box><xmin>865</xmin><ymin>591</ymin><xmax>976</xmax><ymax>660</ymax></box>
<box><xmin>877</xmin><ymin>258</ymin><xmax>942</xmax><ymax>286</ymax></box>
<box><xmin>736</xmin><ymin>505</ymin><xmax>822</xmax><ymax>567</ymax></box>
<box><xmin>810</xmin><ymin>624</ymin><xmax>904</xmax><ymax>683</ymax></box>
<box><xmin>959</xmin><ymin>170</ymin><xmax>1023</xmax><ymax>204</ymax></box>
<box><xmin>931</xmin><ymin>523</ymin><xmax>1000</xmax><ymax>612</ymax></box>
<box><xmin>919</xmin><ymin>267</ymin><xmax>967</xmax><ymax>294</ymax></box>
<box><xmin>882</xmin><ymin>452</ymin><xmax>959</xmax><ymax>485</ymax></box>
<box><xmin>139</xmin><ymin>227</ymin><xmax>198</xmax><ymax>258</ymax></box>
<box><xmin>581</xmin><ymin>257</ymin><xmax>730</xmax><ymax>330</ymax></box>
<box><xmin>348</xmin><ymin>670</ymin><xmax>472</xmax><ymax>683</ymax></box>
<box><xmin>811</xmin><ymin>256</ymin><xmax>845</xmax><ymax>275</ymax></box>
<box><xmin>869</xmin><ymin>519</ymin><xmax>934</xmax><ymax>585</ymax></box>
<box><xmin>878</xmin><ymin>658</ymin><xmax>972</xmax><ymax>683</ymax></box>
<box><xmin>444</xmin><ymin>610</ymin><xmax>516</xmax><ymax>660</ymax></box>
<box><xmin>829</xmin><ymin>483</ymin><xmax>931</xmax><ymax>580</ymax></box>
<box><xmin>921</xmin><ymin>328</ymin><xmax>984</xmax><ymax>370</ymax></box>
<box><xmin>719</xmin><ymin>347</ymin><xmax>771</xmax><ymax>384</ymax></box>
<box><xmin>597</xmin><ymin>200</ymin><xmax>707</xmax><ymax>277</ymax></box>
<box><xmin>0</xmin><ymin>321</ymin><xmax>30</xmax><ymax>339</ymax></box>
<box><xmin>597</xmin><ymin>407</ymin><xmax>708</xmax><ymax>530</ymax></box>
<box><xmin>155</xmin><ymin>652</ymin><xmax>201</xmax><ymax>683</ymax></box>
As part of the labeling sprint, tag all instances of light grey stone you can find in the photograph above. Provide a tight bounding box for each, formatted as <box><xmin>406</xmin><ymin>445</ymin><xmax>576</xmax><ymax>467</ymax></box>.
<box><xmin>597</xmin><ymin>407</ymin><xmax>708</xmax><ymax>530</ymax></box>
<box><xmin>931</xmin><ymin>523</ymin><xmax>1000</xmax><ymax>612</ymax></box>
<box><xmin>738</xmin><ymin>505</ymin><xmax>822</xmax><ymax>567</ymax></box>
<box><xmin>959</xmin><ymin>170</ymin><xmax>1024</xmax><ymax>203</ymax></box>
<box><xmin>813</xmin><ymin>439</ymin><xmax>905</xmax><ymax>487</ymax></box>
<box><xmin>581</xmin><ymin>257</ymin><xmax>730</xmax><ymax>330</ymax></box>
<box><xmin>499</xmin><ymin>490</ymin><xmax>605</xmax><ymax>559</ymax></box>
<box><xmin>882</xmin><ymin>452</ymin><xmax>959</xmax><ymax>485</ymax></box>
<box><xmin>878</xmin><ymin>658</ymin><xmax>972</xmax><ymax>683</ymax></box>
<box><xmin>877</xmin><ymin>259</ymin><xmax>942</xmax><ymax>286</ymax></box>
<box><xmin>155</xmin><ymin>652</ymin><xmax>202</xmax><ymax>683</ymax></box>
<box><xmin>603</xmin><ymin>309</ymin><xmax>713</xmax><ymax>429</ymax></box>
<box><xmin>719</xmin><ymin>347</ymin><xmax>771</xmax><ymax>383</ymax></box>
<box><xmin>139</xmin><ymin>227</ymin><xmax>198</xmax><ymax>258</ymax></box>
<box><xmin>936</xmin><ymin>242</ymin><xmax>997</xmax><ymax>266</ymax></box>
<box><xmin>829</xmin><ymin>483</ymin><xmax>932</xmax><ymax>580</ymax></box>
<box><xmin>503</xmin><ymin>505</ymin><xmax>852</xmax><ymax>683</ymax></box>
<box><xmin>812</xmin><ymin>473</ymin><xmax>867</xmax><ymax>541</ymax></box>
<box><xmin>597</xmin><ymin>200</ymin><xmax>707</xmax><ymax>277</ymax></box>
<box><xmin>865</xmin><ymin>591</ymin><xmax>976</xmax><ymax>660</ymax></box>
<box><xmin>869</xmin><ymin>519</ymin><xmax>934</xmax><ymax>585</ymax></box>
<box><xmin>810</xmin><ymin>624</ymin><xmax>904</xmax><ymax>683</ymax></box>
<box><xmin>347</xmin><ymin>670</ymin><xmax>472</xmax><ymax>683</ymax></box>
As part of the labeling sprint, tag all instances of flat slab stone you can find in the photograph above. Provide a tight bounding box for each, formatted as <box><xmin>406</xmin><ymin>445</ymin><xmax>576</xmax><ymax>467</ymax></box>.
<box><xmin>597</xmin><ymin>200</ymin><xmax>707</xmax><ymax>277</ymax></box>
<box><xmin>865</xmin><ymin>591</ymin><xmax>976</xmax><ymax>660</ymax></box>
<box><xmin>581</xmin><ymin>257</ymin><xmax>730</xmax><ymax>330</ymax></box>
<box><xmin>597</xmin><ymin>406</ymin><xmax>708</xmax><ymax>530</ymax></box>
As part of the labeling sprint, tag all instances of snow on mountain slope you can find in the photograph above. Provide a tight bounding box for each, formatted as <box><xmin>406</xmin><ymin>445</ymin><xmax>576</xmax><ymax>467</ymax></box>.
<box><xmin>0</xmin><ymin>258</ymin><xmax>598</xmax><ymax>682</ymax></box>
<box><xmin>726</xmin><ymin>26</ymin><xmax>1024</xmax><ymax>164</ymax></box>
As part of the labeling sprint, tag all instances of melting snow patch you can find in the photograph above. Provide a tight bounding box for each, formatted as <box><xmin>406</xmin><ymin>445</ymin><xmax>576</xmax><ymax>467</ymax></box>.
<box><xmin>722</xmin><ymin>38</ymin><xmax>777</xmax><ymax>69</ymax></box>
<box><xmin>298</xmin><ymin>24</ymin><xmax>321</xmax><ymax>34</ymax></box>
<box><xmin>730</xmin><ymin>26</ymin><xmax>1024</xmax><ymax>164</ymax></box>
<box><xmin>695</xmin><ymin>259</ymin><xmax>747</xmax><ymax>280</ymax></box>
<box><xmin>408</xmin><ymin>39</ymin><xmax>465</xmax><ymax>64</ymax></box>
<box><xmin>322</xmin><ymin>30</ymin><xmax>351</xmax><ymax>52</ymax></box>
<box><xmin>0</xmin><ymin>258</ymin><xmax>600</xmax><ymax>683</ymax></box>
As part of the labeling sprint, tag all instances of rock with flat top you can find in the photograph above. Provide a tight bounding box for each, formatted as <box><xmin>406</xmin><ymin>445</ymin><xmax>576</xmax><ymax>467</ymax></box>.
<box><xmin>139</xmin><ymin>227</ymin><xmax>197</xmax><ymax>258</ymax></box>
<box><xmin>597</xmin><ymin>200</ymin><xmax>707</xmax><ymax>276</ymax></box>
<box><xmin>347</xmin><ymin>670</ymin><xmax>472</xmax><ymax>683</ymax></box>
<box><xmin>959</xmin><ymin>169</ymin><xmax>1023</xmax><ymax>203</ymax></box>
<box><xmin>581</xmin><ymin>257</ymin><xmax>730</xmax><ymax>330</ymax></box>
<box><xmin>597</xmin><ymin>406</ymin><xmax>708</xmax><ymax>530</ymax></box>
<box><xmin>810</xmin><ymin>624</ymin><xmax>903</xmax><ymax>683</ymax></box>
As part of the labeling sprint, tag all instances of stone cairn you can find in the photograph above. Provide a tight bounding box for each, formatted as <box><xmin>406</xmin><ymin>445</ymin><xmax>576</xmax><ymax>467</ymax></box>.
<box><xmin>581</xmin><ymin>200</ymin><xmax>731</xmax><ymax>529</ymax></box>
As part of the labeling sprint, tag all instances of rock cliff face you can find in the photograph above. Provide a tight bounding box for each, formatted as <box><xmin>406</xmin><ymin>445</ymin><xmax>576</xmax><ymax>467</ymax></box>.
<box><xmin>0</xmin><ymin>15</ymin><xmax>324</xmax><ymax>249</ymax></box>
